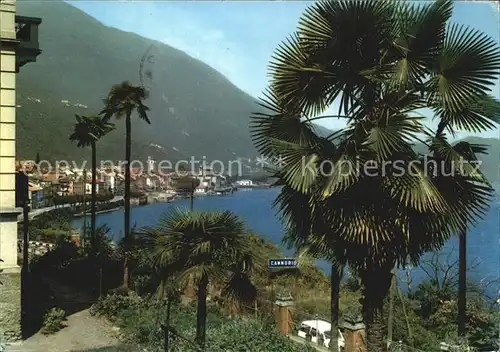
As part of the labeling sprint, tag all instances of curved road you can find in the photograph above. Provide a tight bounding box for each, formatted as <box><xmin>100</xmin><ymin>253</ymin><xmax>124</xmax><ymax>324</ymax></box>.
<box><xmin>17</xmin><ymin>196</ymin><xmax>123</xmax><ymax>221</ymax></box>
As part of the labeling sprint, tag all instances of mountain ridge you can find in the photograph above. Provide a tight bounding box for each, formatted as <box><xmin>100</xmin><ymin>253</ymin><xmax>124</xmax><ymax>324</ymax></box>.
<box><xmin>16</xmin><ymin>0</ymin><xmax>260</xmax><ymax>164</ymax></box>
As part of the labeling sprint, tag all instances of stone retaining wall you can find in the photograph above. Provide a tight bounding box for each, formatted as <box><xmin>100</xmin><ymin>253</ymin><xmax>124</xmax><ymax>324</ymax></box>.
<box><xmin>0</xmin><ymin>273</ymin><xmax>21</xmax><ymax>342</ymax></box>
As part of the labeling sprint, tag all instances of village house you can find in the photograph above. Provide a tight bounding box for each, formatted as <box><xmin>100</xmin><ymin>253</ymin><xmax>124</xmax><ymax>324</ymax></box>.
<box><xmin>28</xmin><ymin>183</ymin><xmax>44</xmax><ymax>209</ymax></box>
<box><xmin>153</xmin><ymin>173</ymin><xmax>165</xmax><ymax>189</ymax></box>
<box><xmin>57</xmin><ymin>165</ymin><xmax>74</xmax><ymax>179</ymax></box>
<box><xmin>71</xmin><ymin>168</ymin><xmax>85</xmax><ymax>179</ymax></box>
<box><xmin>41</xmin><ymin>172</ymin><xmax>75</xmax><ymax>196</ymax></box>
<box><xmin>40</xmin><ymin>171</ymin><xmax>58</xmax><ymax>184</ymax></box>
<box><xmin>73</xmin><ymin>179</ymin><xmax>108</xmax><ymax>196</ymax></box>
<box><xmin>130</xmin><ymin>167</ymin><xmax>142</xmax><ymax>181</ymax></box>
<box><xmin>72</xmin><ymin>181</ymin><xmax>92</xmax><ymax>196</ymax></box>
<box><xmin>38</xmin><ymin>171</ymin><xmax>71</xmax><ymax>197</ymax></box>
<box><xmin>16</xmin><ymin>160</ymin><xmax>36</xmax><ymax>174</ymax></box>
<box><xmin>135</xmin><ymin>173</ymin><xmax>163</xmax><ymax>190</ymax></box>
<box><xmin>135</xmin><ymin>174</ymin><xmax>148</xmax><ymax>189</ymax></box>
<box><xmin>114</xmin><ymin>173</ymin><xmax>125</xmax><ymax>195</ymax></box>
<box><xmin>195</xmin><ymin>166</ymin><xmax>228</xmax><ymax>193</ymax></box>
<box><xmin>55</xmin><ymin>176</ymin><xmax>73</xmax><ymax>196</ymax></box>
<box><xmin>162</xmin><ymin>172</ymin><xmax>177</xmax><ymax>190</ymax></box>
<box><xmin>98</xmin><ymin>168</ymin><xmax>117</xmax><ymax>193</ymax></box>
<box><xmin>145</xmin><ymin>173</ymin><xmax>163</xmax><ymax>190</ymax></box>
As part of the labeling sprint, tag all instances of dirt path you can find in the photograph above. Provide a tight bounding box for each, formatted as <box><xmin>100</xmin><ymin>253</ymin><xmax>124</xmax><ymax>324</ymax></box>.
<box><xmin>6</xmin><ymin>309</ymin><xmax>121</xmax><ymax>352</ymax></box>
<box><xmin>4</xmin><ymin>275</ymin><xmax>124</xmax><ymax>352</ymax></box>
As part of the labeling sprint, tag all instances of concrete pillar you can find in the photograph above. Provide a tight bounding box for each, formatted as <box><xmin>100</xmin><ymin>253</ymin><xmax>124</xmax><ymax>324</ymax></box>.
<box><xmin>274</xmin><ymin>292</ymin><xmax>294</xmax><ymax>335</ymax></box>
<box><xmin>1</xmin><ymin>0</ymin><xmax>21</xmax><ymax>272</ymax></box>
<box><xmin>0</xmin><ymin>0</ymin><xmax>23</xmax><ymax>342</ymax></box>
<box><xmin>341</xmin><ymin>314</ymin><xmax>367</xmax><ymax>352</ymax></box>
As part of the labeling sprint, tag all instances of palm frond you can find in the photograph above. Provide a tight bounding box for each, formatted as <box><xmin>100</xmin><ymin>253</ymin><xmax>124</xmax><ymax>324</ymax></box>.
<box><xmin>101</xmin><ymin>81</ymin><xmax>151</xmax><ymax>123</ymax></box>
<box><xmin>388</xmin><ymin>0</ymin><xmax>453</xmax><ymax>89</ymax></box>
<box><xmin>434</xmin><ymin>94</ymin><xmax>500</xmax><ymax>133</ymax></box>
<box><xmin>427</xmin><ymin>23</ymin><xmax>500</xmax><ymax>113</ymax></box>
<box><xmin>294</xmin><ymin>0</ymin><xmax>395</xmax><ymax>115</ymax></box>
<box><xmin>69</xmin><ymin>114</ymin><xmax>115</xmax><ymax>148</ymax></box>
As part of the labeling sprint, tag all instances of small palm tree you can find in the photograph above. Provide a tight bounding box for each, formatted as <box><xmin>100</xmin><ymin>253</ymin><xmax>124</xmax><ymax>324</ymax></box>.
<box><xmin>69</xmin><ymin>114</ymin><xmax>114</xmax><ymax>254</ymax></box>
<box><xmin>140</xmin><ymin>207</ymin><xmax>260</xmax><ymax>348</ymax></box>
<box><xmin>101</xmin><ymin>81</ymin><xmax>150</xmax><ymax>289</ymax></box>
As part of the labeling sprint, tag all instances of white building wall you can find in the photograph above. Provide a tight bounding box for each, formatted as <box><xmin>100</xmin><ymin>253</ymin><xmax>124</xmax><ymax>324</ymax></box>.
<box><xmin>0</xmin><ymin>0</ymin><xmax>20</xmax><ymax>272</ymax></box>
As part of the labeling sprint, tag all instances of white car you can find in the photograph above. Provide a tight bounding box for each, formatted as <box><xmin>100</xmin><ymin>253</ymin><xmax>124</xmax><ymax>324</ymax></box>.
<box><xmin>297</xmin><ymin>319</ymin><xmax>345</xmax><ymax>350</ymax></box>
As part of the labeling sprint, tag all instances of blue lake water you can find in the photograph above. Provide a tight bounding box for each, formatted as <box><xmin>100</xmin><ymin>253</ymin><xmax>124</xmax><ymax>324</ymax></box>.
<box><xmin>72</xmin><ymin>188</ymin><xmax>500</xmax><ymax>296</ymax></box>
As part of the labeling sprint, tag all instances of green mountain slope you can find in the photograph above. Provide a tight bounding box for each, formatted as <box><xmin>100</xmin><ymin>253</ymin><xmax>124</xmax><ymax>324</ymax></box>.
<box><xmin>16</xmin><ymin>0</ymin><xmax>260</xmax><ymax>164</ymax></box>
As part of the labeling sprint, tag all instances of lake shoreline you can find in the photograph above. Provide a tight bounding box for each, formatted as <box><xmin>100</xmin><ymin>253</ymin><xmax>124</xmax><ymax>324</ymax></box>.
<box><xmin>71</xmin><ymin>191</ymin><xmax>235</xmax><ymax>218</ymax></box>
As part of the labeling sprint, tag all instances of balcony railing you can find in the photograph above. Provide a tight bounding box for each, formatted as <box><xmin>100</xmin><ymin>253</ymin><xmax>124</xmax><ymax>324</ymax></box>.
<box><xmin>14</xmin><ymin>15</ymin><xmax>42</xmax><ymax>71</ymax></box>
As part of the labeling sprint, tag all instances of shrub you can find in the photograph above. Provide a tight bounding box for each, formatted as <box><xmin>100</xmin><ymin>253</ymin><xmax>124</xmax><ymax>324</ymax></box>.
<box><xmin>41</xmin><ymin>308</ymin><xmax>66</xmax><ymax>335</ymax></box>
<box><xmin>203</xmin><ymin>319</ymin><xmax>317</xmax><ymax>352</ymax></box>
<box><xmin>90</xmin><ymin>291</ymin><xmax>144</xmax><ymax>321</ymax></box>
<box><xmin>31</xmin><ymin>235</ymin><xmax>79</xmax><ymax>271</ymax></box>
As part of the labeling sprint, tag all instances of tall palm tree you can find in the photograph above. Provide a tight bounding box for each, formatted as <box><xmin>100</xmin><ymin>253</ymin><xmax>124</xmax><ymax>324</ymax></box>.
<box><xmin>140</xmin><ymin>207</ymin><xmax>260</xmax><ymax>349</ymax></box>
<box><xmin>101</xmin><ymin>81</ymin><xmax>150</xmax><ymax>288</ymax></box>
<box><xmin>251</xmin><ymin>1</ymin><xmax>500</xmax><ymax>350</ymax></box>
<box><xmin>69</xmin><ymin>114</ymin><xmax>114</xmax><ymax>254</ymax></box>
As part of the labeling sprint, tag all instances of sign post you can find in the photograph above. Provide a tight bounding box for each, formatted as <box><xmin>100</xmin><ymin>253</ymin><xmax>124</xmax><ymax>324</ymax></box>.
<box><xmin>268</xmin><ymin>258</ymin><xmax>298</xmax><ymax>269</ymax></box>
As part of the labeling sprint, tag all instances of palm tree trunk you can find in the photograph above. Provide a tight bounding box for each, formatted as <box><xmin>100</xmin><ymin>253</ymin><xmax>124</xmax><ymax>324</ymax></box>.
<box><xmin>396</xmin><ymin>284</ymin><xmax>413</xmax><ymax>348</ymax></box>
<box><xmin>458</xmin><ymin>229</ymin><xmax>467</xmax><ymax>337</ymax></box>
<box><xmin>123</xmin><ymin>112</ymin><xmax>132</xmax><ymax>289</ymax></box>
<box><xmin>82</xmin><ymin>169</ymin><xmax>87</xmax><ymax>249</ymax></box>
<box><xmin>361</xmin><ymin>264</ymin><xmax>393</xmax><ymax>352</ymax></box>
<box><xmin>91</xmin><ymin>142</ymin><xmax>97</xmax><ymax>256</ymax></box>
<box><xmin>386</xmin><ymin>267</ymin><xmax>396</xmax><ymax>349</ymax></box>
<box><xmin>329</xmin><ymin>264</ymin><xmax>343</xmax><ymax>352</ymax></box>
<box><xmin>163</xmin><ymin>295</ymin><xmax>172</xmax><ymax>352</ymax></box>
<box><xmin>196</xmin><ymin>275</ymin><xmax>209</xmax><ymax>348</ymax></box>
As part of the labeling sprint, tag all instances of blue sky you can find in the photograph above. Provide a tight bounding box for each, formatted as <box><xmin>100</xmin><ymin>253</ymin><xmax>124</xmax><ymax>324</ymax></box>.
<box><xmin>69</xmin><ymin>1</ymin><xmax>500</xmax><ymax>138</ymax></box>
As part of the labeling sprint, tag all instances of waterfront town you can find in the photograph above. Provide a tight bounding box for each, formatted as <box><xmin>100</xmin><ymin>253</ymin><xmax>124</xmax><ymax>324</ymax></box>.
<box><xmin>16</xmin><ymin>158</ymin><xmax>264</xmax><ymax>211</ymax></box>
<box><xmin>14</xmin><ymin>159</ymin><xmax>270</xmax><ymax>260</ymax></box>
